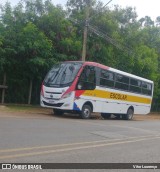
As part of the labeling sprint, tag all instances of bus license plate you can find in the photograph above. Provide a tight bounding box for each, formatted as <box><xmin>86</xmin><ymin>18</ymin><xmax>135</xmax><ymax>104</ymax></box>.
<box><xmin>49</xmin><ymin>100</ymin><xmax>55</xmax><ymax>103</ymax></box>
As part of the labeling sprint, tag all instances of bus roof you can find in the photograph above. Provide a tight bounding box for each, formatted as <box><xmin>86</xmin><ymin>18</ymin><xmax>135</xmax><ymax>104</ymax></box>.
<box><xmin>83</xmin><ymin>62</ymin><xmax>153</xmax><ymax>84</ymax></box>
<box><xmin>64</xmin><ymin>61</ymin><xmax>153</xmax><ymax>84</ymax></box>
<box><xmin>109</xmin><ymin>67</ymin><xmax>153</xmax><ymax>83</ymax></box>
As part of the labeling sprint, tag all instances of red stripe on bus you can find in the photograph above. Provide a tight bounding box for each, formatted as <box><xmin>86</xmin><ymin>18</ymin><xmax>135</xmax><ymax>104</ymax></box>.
<box><xmin>75</xmin><ymin>90</ymin><xmax>85</xmax><ymax>97</ymax></box>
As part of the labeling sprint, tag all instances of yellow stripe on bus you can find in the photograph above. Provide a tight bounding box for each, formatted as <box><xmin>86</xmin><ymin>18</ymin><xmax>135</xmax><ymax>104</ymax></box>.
<box><xmin>83</xmin><ymin>90</ymin><xmax>152</xmax><ymax>104</ymax></box>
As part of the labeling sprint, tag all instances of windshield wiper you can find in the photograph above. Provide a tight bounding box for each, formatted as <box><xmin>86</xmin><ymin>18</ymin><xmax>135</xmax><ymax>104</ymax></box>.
<box><xmin>60</xmin><ymin>68</ymin><xmax>67</xmax><ymax>84</ymax></box>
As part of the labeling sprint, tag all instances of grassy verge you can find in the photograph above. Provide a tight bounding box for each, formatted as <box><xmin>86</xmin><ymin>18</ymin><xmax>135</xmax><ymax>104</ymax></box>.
<box><xmin>0</xmin><ymin>104</ymin><xmax>50</xmax><ymax>113</ymax></box>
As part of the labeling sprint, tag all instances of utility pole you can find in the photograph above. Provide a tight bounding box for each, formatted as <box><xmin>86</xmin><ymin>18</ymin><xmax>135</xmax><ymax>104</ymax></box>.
<box><xmin>82</xmin><ymin>1</ymin><xmax>90</xmax><ymax>61</ymax></box>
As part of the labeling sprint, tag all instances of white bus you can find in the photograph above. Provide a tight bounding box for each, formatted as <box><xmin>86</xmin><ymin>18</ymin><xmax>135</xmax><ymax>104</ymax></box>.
<box><xmin>40</xmin><ymin>61</ymin><xmax>154</xmax><ymax>120</ymax></box>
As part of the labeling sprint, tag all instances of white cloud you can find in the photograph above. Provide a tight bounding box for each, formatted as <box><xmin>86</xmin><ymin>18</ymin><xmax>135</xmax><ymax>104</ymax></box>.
<box><xmin>112</xmin><ymin>0</ymin><xmax>160</xmax><ymax>20</ymax></box>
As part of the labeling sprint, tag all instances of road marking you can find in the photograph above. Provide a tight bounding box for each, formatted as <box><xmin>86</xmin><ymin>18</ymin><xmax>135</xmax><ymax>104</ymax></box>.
<box><xmin>0</xmin><ymin>136</ymin><xmax>160</xmax><ymax>160</ymax></box>
<box><xmin>0</xmin><ymin>135</ymin><xmax>158</xmax><ymax>153</ymax></box>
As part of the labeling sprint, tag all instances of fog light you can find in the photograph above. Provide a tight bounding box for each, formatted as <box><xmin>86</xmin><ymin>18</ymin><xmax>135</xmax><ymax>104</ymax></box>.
<box><xmin>63</xmin><ymin>103</ymin><xmax>70</xmax><ymax>107</ymax></box>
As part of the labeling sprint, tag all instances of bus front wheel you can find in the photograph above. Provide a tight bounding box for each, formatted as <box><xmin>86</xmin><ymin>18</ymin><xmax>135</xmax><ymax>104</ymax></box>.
<box><xmin>80</xmin><ymin>105</ymin><xmax>92</xmax><ymax>119</ymax></box>
<box><xmin>123</xmin><ymin>108</ymin><xmax>134</xmax><ymax>120</ymax></box>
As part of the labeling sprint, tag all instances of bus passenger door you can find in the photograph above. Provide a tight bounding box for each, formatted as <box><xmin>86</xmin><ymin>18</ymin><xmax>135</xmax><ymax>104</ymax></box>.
<box><xmin>75</xmin><ymin>66</ymin><xmax>97</xmax><ymax>112</ymax></box>
<box><xmin>77</xmin><ymin>66</ymin><xmax>96</xmax><ymax>90</ymax></box>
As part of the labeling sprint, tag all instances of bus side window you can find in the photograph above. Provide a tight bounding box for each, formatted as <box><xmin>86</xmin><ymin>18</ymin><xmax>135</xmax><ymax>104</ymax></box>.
<box><xmin>77</xmin><ymin>66</ymin><xmax>96</xmax><ymax>90</ymax></box>
<box><xmin>142</xmin><ymin>82</ymin><xmax>152</xmax><ymax>95</ymax></box>
<box><xmin>115</xmin><ymin>74</ymin><xmax>129</xmax><ymax>91</ymax></box>
<box><xmin>100</xmin><ymin>70</ymin><xmax>115</xmax><ymax>88</ymax></box>
<box><xmin>129</xmin><ymin>78</ymin><xmax>142</xmax><ymax>93</ymax></box>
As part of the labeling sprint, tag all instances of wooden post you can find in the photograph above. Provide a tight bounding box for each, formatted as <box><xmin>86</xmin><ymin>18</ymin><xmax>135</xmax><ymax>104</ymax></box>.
<box><xmin>1</xmin><ymin>73</ymin><xmax>6</xmax><ymax>104</ymax></box>
<box><xmin>28</xmin><ymin>79</ymin><xmax>33</xmax><ymax>105</ymax></box>
<box><xmin>82</xmin><ymin>2</ymin><xmax>90</xmax><ymax>61</ymax></box>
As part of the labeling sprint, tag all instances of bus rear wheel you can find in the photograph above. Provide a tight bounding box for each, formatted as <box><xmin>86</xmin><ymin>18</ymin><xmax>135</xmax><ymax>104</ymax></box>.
<box><xmin>101</xmin><ymin>113</ymin><xmax>111</xmax><ymax>119</ymax></box>
<box><xmin>123</xmin><ymin>108</ymin><xmax>134</xmax><ymax>120</ymax></box>
<box><xmin>80</xmin><ymin>105</ymin><xmax>92</xmax><ymax>119</ymax></box>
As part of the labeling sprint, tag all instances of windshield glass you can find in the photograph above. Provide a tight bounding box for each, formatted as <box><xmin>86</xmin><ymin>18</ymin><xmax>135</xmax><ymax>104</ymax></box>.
<box><xmin>44</xmin><ymin>62</ymin><xmax>83</xmax><ymax>87</ymax></box>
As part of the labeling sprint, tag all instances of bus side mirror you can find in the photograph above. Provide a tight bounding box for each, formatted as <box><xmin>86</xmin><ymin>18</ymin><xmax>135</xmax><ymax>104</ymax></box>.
<box><xmin>77</xmin><ymin>83</ymin><xmax>83</xmax><ymax>90</ymax></box>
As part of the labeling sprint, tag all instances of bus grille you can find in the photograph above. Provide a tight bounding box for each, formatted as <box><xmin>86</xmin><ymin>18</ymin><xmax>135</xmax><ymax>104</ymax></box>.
<box><xmin>43</xmin><ymin>101</ymin><xmax>64</xmax><ymax>107</ymax></box>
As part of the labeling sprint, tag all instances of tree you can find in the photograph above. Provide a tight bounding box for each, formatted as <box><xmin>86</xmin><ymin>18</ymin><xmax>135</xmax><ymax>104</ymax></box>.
<box><xmin>0</xmin><ymin>2</ymin><xmax>17</xmax><ymax>86</ymax></box>
<box><xmin>18</xmin><ymin>22</ymin><xmax>53</xmax><ymax>104</ymax></box>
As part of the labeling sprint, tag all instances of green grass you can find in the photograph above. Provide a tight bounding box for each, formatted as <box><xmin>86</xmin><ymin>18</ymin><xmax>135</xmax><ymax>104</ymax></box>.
<box><xmin>0</xmin><ymin>104</ymin><xmax>51</xmax><ymax>115</ymax></box>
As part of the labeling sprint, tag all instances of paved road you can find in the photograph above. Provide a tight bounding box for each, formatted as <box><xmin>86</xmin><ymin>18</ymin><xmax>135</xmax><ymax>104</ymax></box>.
<box><xmin>0</xmin><ymin>109</ymin><xmax>160</xmax><ymax>171</ymax></box>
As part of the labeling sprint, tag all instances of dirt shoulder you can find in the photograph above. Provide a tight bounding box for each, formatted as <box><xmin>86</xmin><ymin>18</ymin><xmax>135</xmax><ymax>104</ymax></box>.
<box><xmin>0</xmin><ymin>105</ymin><xmax>53</xmax><ymax>118</ymax></box>
<box><xmin>134</xmin><ymin>113</ymin><xmax>160</xmax><ymax>121</ymax></box>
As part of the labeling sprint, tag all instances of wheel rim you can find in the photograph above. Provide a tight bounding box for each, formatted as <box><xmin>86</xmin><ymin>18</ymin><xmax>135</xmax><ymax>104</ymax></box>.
<box><xmin>84</xmin><ymin>108</ymin><xmax>90</xmax><ymax>118</ymax></box>
<box><xmin>128</xmin><ymin>109</ymin><xmax>133</xmax><ymax>119</ymax></box>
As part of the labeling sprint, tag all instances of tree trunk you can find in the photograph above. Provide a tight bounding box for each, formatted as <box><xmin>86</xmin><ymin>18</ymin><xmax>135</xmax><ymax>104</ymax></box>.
<box><xmin>1</xmin><ymin>73</ymin><xmax>6</xmax><ymax>104</ymax></box>
<box><xmin>28</xmin><ymin>79</ymin><xmax>33</xmax><ymax>105</ymax></box>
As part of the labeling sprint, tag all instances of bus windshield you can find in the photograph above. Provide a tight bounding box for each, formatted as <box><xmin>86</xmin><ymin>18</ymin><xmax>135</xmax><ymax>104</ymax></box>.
<box><xmin>44</xmin><ymin>62</ymin><xmax>82</xmax><ymax>87</ymax></box>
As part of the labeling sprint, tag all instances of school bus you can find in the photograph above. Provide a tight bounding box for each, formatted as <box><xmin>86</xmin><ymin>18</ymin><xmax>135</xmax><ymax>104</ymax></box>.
<box><xmin>40</xmin><ymin>61</ymin><xmax>153</xmax><ymax>120</ymax></box>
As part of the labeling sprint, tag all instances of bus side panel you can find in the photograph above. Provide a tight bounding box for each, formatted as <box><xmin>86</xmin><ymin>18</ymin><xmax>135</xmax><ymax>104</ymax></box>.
<box><xmin>98</xmin><ymin>86</ymin><xmax>152</xmax><ymax>115</ymax></box>
<box><xmin>101</xmin><ymin>100</ymin><xmax>151</xmax><ymax>115</ymax></box>
<box><xmin>74</xmin><ymin>86</ymin><xmax>152</xmax><ymax>115</ymax></box>
<box><xmin>133</xmin><ymin>105</ymin><xmax>151</xmax><ymax>115</ymax></box>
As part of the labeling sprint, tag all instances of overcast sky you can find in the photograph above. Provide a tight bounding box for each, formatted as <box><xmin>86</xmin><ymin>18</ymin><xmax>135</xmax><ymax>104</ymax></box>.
<box><xmin>0</xmin><ymin>0</ymin><xmax>159</xmax><ymax>20</ymax></box>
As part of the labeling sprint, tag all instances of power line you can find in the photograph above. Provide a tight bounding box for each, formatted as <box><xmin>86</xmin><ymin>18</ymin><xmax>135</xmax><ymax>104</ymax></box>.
<box><xmin>88</xmin><ymin>0</ymin><xmax>113</xmax><ymax>22</ymax></box>
<box><xmin>88</xmin><ymin>24</ymin><xmax>134</xmax><ymax>56</ymax></box>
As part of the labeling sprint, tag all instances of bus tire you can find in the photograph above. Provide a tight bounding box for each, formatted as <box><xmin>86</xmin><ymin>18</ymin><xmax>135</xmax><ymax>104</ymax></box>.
<box><xmin>101</xmin><ymin>113</ymin><xmax>111</xmax><ymax>119</ymax></box>
<box><xmin>80</xmin><ymin>105</ymin><xmax>92</xmax><ymax>119</ymax></box>
<box><xmin>123</xmin><ymin>108</ymin><xmax>134</xmax><ymax>120</ymax></box>
<box><xmin>53</xmin><ymin>109</ymin><xmax>64</xmax><ymax>116</ymax></box>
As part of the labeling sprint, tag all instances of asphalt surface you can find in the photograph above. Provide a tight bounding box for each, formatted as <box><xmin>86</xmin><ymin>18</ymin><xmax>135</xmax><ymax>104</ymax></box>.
<box><xmin>0</xmin><ymin>107</ymin><xmax>160</xmax><ymax>172</ymax></box>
